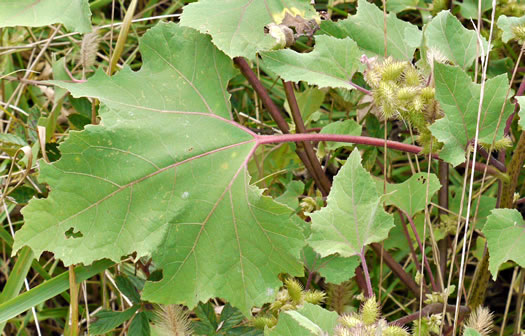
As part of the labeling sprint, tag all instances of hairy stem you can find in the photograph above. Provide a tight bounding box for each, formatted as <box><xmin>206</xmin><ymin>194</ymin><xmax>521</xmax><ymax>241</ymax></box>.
<box><xmin>359</xmin><ymin>249</ymin><xmax>373</xmax><ymax>298</ymax></box>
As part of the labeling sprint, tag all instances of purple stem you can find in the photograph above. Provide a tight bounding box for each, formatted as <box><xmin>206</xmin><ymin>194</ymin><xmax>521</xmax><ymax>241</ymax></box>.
<box><xmin>305</xmin><ymin>270</ymin><xmax>314</xmax><ymax>290</ymax></box>
<box><xmin>359</xmin><ymin>248</ymin><xmax>373</xmax><ymax>298</ymax></box>
<box><xmin>349</xmin><ymin>81</ymin><xmax>372</xmax><ymax>95</ymax></box>
<box><xmin>256</xmin><ymin>133</ymin><xmax>503</xmax><ymax>177</ymax></box>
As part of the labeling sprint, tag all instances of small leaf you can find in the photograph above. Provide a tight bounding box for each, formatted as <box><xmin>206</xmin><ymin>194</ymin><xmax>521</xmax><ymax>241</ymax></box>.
<box><xmin>497</xmin><ymin>15</ymin><xmax>525</xmax><ymax>43</ymax></box>
<box><xmin>261</xmin><ymin>35</ymin><xmax>360</xmax><ymax>90</ymax></box>
<box><xmin>308</xmin><ymin>149</ymin><xmax>394</xmax><ymax>258</ymax></box>
<box><xmin>424</xmin><ymin>11</ymin><xmax>488</xmax><ymax>69</ymax></box>
<box><xmin>115</xmin><ymin>275</ymin><xmax>141</xmax><ymax>304</ymax></box>
<box><xmin>128</xmin><ymin>312</ymin><xmax>151</xmax><ymax>336</ymax></box>
<box><xmin>381</xmin><ymin>173</ymin><xmax>441</xmax><ymax>217</ymax></box>
<box><xmin>180</xmin><ymin>0</ymin><xmax>317</xmax><ymax>59</ymax></box>
<box><xmin>193</xmin><ymin>301</ymin><xmax>218</xmax><ymax>334</ymax></box>
<box><xmin>219</xmin><ymin>304</ymin><xmax>245</xmax><ymax>331</ymax></box>
<box><xmin>276</xmin><ymin>181</ymin><xmax>304</xmax><ymax>210</ymax></box>
<box><xmin>0</xmin><ymin>0</ymin><xmax>91</xmax><ymax>33</ymax></box>
<box><xmin>266</xmin><ymin>303</ymin><xmax>338</xmax><ymax>336</ymax></box>
<box><xmin>90</xmin><ymin>305</ymin><xmax>139</xmax><ymax>335</ymax></box>
<box><xmin>483</xmin><ymin>209</ymin><xmax>525</xmax><ymax>279</ymax></box>
<box><xmin>429</xmin><ymin>63</ymin><xmax>512</xmax><ymax>166</ymax></box>
<box><xmin>320</xmin><ymin>0</ymin><xmax>421</xmax><ymax>61</ymax></box>
<box><xmin>302</xmin><ymin>246</ymin><xmax>360</xmax><ymax>284</ymax></box>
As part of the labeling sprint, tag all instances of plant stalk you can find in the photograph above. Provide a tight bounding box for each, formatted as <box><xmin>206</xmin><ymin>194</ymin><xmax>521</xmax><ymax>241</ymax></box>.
<box><xmin>390</xmin><ymin>303</ymin><xmax>469</xmax><ymax>326</ymax></box>
<box><xmin>68</xmin><ymin>266</ymin><xmax>79</xmax><ymax>336</ymax></box>
<box><xmin>258</xmin><ymin>133</ymin><xmax>504</xmax><ymax>177</ymax></box>
<box><xmin>234</xmin><ymin>57</ymin><xmax>331</xmax><ymax>196</ymax></box>
<box><xmin>359</xmin><ymin>249</ymin><xmax>373</xmax><ymax>298</ymax></box>
<box><xmin>282</xmin><ymin>81</ymin><xmax>332</xmax><ymax>194</ymax></box>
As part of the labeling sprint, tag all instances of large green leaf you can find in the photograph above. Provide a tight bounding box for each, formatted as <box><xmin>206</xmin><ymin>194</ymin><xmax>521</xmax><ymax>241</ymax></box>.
<box><xmin>14</xmin><ymin>23</ymin><xmax>304</xmax><ymax>315</ymax></box>
<box><xmin>0</xmin><ymin>0</ymin><xmax>91</xmax><ymax>33</ymax></box>
<box><xmin>180</xmin><ymin>0</ymin><xmax>317</xmax><ymax>59</ymax></box>
<box><xmin>424</xmin><ymin>11</ymin><xmax>487</xmax><ymax>69</ymax></box>
<box><xmin>261</xmin><ymin>35</ymin><xmax>360</xmax><ymax>90</ymax></box>
<box><xmin>483</xmin><ymin>209</ymin><xmax>525</xmax><ymax>279</ymax></box>
<box><xmin>307</xmin><ymin>149</ymin><xmax>394</xmax><ymax>258</ymax></box>
<box><xmin>429</xmin><ymin>63</ymin><xmax>512</xmax><ymax>166</ymax></box>
<box><xmin>497</xmin><ymin>15</ymin><xmax>525</xmax><ymax>43</ymax></box>
<box><xmin>50</xmin><ymin>23</ymin><xmax>237</xmax><ymax>120</ymax></box>
<box><xmin>266</xmin><ymin>303</ymin><xmax>339</xmax><ymax>336</ymax></box>
<box><xmin>320</xmin><ymin>0</ymin><xmax>421</xmax><ymax>61</ymax></box>
<box><xmin>381</xmin><ymin>173</ymin><xmax>441</xmax><ymax>217</ymax></box>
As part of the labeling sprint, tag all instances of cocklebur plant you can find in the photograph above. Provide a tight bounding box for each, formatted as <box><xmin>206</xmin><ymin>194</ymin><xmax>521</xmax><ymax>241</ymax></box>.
<box><xmin>362</xmin><ymin>56</ymin><xmax>440</xmax><ymax>153</ymax></box>
<box><xmin>334</xmin><ymin>296</ymin><xmax>409</xmax><ymax>336</ymax></box>
<box><xmin>3</xmin><ymin>0</ymin><xmax>525</xmax><ymax>335</ymax></box>
<box><xmin>252</xmin><ymin>278</ymin><xmax>326</xmax><ymax>330</ymax></box>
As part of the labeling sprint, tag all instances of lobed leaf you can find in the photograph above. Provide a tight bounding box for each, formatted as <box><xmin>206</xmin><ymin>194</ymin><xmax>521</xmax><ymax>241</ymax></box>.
<box><xmin>429</xmin><ymin>63</ymin><xmax>512</xmax><ymax>166</ymax></box>
<box><xmin>424</xmin><ymin>11</ymin><xmax>488</xmax><ymax>69</ymax></box>
<box><xmin>320</xmin><ymin>0</ymin><xmax>421</xmax><ymax>61</ymax></box>
<box><xmin>180</xmin><ymin>0</ymin><xmax>317</xmax><ymax>59</ymax></box>
<box><xmin>0</xmin><ymin>0</ymin><xmax>91</xmax><ymax>33</ymax></box>
<box><xmin>261</xmin><ymin>35</ymin><xmax>360</xmax><ymax>90</ymax></box>
<box><xmin>380</xmin><ymin>173</ymin><xmax>441</xmax><ymax>217</ymax></box>
<box><xmin>14</xmin><ymin>23</ymin><xmax>305</xmax><ymax>315</ymax></box>
<box><xmin>308</xmin><ymin>149</ymin><xmax>394</xmax><ymax>258</ymax></box>
<box><xmin>483</xmin><ymin>209</ymin><xmax>525</xmax><ymax>279</ymax></box>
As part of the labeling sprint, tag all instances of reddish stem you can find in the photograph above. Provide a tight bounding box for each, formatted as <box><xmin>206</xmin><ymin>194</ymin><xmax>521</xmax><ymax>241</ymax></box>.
<box><xmin>359</xmin><ymin>249</ymin><xmax>373</xmax><ymax>298</ymax></box>
<box><xmin>257</xmin><ymin>133</ymin><xmax>503</xmax><ymax>177</ymax></box>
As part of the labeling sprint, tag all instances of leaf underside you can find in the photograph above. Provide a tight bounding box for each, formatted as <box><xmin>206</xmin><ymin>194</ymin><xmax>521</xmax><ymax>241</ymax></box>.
<box><xmin>14</xmin><ymin>23</ymin><xmax>305</xmax><ymax>315</ymax></box>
